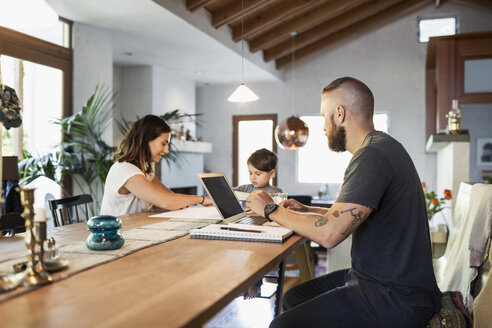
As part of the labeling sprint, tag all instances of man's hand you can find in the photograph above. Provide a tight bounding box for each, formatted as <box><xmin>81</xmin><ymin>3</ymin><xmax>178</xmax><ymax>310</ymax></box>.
<box><xmin>280</xmin><ymin>198</ymin><xmax>308</xmax><ymax>212</ymax></box>
<box><xmin>246</xmin><ymin>190</ymin><xmax>274</xmax><ymax>217</ymax></box>
<box><xmin>201</xmin><ymin>196</ymin><xmax>214</xmax><ymax>207</ymax></box>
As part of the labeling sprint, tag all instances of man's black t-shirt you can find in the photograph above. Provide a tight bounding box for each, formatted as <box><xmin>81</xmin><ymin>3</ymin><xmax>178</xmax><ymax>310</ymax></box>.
<box><xmin>337</xmin><ymin>131</ymin><xmax>441</xmax><ymax>310</ymax></box>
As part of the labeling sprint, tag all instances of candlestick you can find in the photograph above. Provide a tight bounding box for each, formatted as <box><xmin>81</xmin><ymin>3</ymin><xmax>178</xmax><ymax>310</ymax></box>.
<box><xmin>34</xmin><ymin>208</ymin><xmax>47</xmax><ymax>222</ymax></box>
<box><xmin>20</xmin><ymin>188</ymin><xmax>52</xmax><ymax>286</ymax></box>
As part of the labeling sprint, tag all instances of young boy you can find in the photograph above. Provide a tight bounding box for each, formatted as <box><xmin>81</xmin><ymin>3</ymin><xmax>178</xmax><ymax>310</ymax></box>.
<box><xmin>234</xmin><ymin>148</ymin><xmax>283</xmax><ymax>299</ymax></box>
<box><xmin>233</xmin><ymin>148</ymin><xmax>282</xmax><ymax>194</ymax></box>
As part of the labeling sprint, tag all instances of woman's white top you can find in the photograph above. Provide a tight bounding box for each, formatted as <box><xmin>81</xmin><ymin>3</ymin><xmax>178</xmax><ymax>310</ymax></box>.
<box><xmin>100</xmin><ymin>161</ymin><xmax>154</xmax><ymax>217</ymax></box>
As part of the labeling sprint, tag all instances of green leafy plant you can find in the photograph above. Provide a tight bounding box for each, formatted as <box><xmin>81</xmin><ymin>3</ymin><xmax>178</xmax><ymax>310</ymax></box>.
<box><xmin>421</xmin><ymin>182</ymin><xmax>452</xmax><ymax>221</ymax></box>
<box><xmin>19</xmin><ymin>85</ymin><xmax>115</xmax><ymax>215</ymax></box>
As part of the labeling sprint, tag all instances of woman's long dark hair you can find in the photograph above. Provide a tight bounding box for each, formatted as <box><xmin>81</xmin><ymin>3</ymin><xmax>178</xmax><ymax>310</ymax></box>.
<box><xmin>113</xmin><ymin>115</ymin><xmax>171</xmax><ymax>174</ymax></box>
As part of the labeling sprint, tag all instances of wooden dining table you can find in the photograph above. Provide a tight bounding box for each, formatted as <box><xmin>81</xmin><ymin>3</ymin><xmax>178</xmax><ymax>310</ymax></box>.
<box><xmin>0</xmin><ymin>211</ymin><xmax>312</xmax><ymax>328</ymax></box>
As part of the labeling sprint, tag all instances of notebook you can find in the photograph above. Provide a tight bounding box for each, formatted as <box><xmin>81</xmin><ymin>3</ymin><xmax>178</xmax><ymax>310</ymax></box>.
<box><xmin>198</xmin><ymin>173</ymin><xmax>267</xmax><ymax>225</ymax></box>
<box><xmin>189</xmin><ymin>223</ymin><xmax>293</xmax><ymax>243</ymax></box>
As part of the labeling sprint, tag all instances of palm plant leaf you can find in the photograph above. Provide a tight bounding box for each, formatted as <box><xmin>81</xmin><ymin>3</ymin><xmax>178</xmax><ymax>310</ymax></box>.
<box><xmin>21</xmin><ymin>85</ymin><xmax>116</xmax><ymax>215</ymax></box>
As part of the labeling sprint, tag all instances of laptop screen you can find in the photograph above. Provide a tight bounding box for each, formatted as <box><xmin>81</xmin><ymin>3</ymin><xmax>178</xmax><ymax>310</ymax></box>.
<box><xmin>199</xmin><ymin>175</ymin><xmax>245</xmax><ymax>220</ymax></box>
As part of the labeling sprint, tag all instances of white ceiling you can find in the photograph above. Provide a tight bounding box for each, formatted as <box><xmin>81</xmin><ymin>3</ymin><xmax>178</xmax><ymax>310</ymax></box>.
<box><xmin>47</xmin><ymin>0</ymin><xmax>281</xmax><ymax>84</ymax></box>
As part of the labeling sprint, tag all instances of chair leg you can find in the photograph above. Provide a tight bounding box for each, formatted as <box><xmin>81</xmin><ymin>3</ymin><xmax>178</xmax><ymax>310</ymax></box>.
<box><xmin>274</xmin><ymin>261</ymin><xmax>286</xmax><ymax>317</ymax></box>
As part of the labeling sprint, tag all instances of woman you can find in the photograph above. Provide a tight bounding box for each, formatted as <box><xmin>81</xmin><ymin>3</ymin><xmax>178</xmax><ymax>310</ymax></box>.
<box><xmin>100</xmin><ymin>115</ymin><xmax>213</xmax><ymax>216</ymax></box>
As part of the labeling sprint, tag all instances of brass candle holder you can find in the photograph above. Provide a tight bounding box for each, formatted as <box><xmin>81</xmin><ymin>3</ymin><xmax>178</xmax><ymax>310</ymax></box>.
<box><xmin>20</xmin><ymin>188</ymin><xmax>52</xmax><ymax>286</ymax></box>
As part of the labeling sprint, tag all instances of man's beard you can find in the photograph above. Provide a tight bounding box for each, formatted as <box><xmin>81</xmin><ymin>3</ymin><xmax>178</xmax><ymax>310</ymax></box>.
<box><xmin>328</xmin><ymin>114</ymin><xmax>346</xmax><ymax>152</ymax></box>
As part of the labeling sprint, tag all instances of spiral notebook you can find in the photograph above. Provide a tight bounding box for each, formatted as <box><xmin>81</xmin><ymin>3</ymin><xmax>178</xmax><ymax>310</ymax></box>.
<box><xmin>189</xmin><ymin>223</ymin><xmax>293</xmax><ymax>243</ymax></box>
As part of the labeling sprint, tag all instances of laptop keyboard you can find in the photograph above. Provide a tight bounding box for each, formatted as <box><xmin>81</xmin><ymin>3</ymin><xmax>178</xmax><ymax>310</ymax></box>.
<box><xmin>236</xmin><ymin>216</ymin><xmax>268</xmax><ymax>225</ymax></box>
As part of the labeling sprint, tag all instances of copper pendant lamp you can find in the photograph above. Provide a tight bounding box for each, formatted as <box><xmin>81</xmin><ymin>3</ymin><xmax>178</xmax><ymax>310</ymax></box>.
<box><xmin>275</xmin><ymin>32</ymin><xmax>309</xmax><ymax>150</ymax></box>
<box><xmin>275</xmin><ymin>116</ymin><xmax>309</xmax><ymax>150</ymax></box>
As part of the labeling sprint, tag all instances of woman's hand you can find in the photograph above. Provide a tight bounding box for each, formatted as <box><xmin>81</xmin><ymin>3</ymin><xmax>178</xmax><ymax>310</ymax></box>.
<box><xmin>280</xmin><ymin>198</ymin><xmax>308</xmax><ymax>212</ymax></box>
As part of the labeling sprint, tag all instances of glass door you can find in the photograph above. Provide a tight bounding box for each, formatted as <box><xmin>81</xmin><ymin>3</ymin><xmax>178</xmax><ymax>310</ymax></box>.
<box><xmin>1</xmin><ymin>55</ymin><xmax>63</xmax><ymax>210</ymax></box>
<box><xmin>233</xmin><ymin>114</ymin><xmax>277</xmax><ymax>186</ymax></box>
<box><xmin>1</xmin><ymin>24</ymin><xmax>72</xmax><ymax>221</ymax></box>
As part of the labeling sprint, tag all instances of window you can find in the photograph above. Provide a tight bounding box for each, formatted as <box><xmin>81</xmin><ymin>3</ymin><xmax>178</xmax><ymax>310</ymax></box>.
<box><xmin>297</xmin><ymin>113</ymin><xmax>389</xmax><ymax>184</ymax></box>
<box><xmin>1</xmin><ymin>24</ymin><xmax>72</xmax><ymax>210</ymax></box>
<box><xmin>418</xmin><ymin>16</ymin><xmax>457</xmax><ymax>43</ymax></box>
<box><xmin>233</xmin><ymin>115</ymin><xmax>277</xmax><ymax>186</ymax></box>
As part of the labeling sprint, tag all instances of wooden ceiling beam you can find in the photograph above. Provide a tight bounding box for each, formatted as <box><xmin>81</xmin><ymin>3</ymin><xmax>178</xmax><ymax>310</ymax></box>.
<box><xmin>186</xmin><ymin>0</ymin><xmax>214</xmax><ymax>12</ymax></box>
<box><xmin>212</xmin><ymin>0</ymin><xmax>271</xmax><ymax>29</ymax></box>
<box><xmin>264</xmin><ymin>0</ymin><xmax>403</xmax><ymax>62</ymax></box>
<box><xmin>275</xmin><ymin>0</ymin><xmax>432</xmax><ymax>69</ymax></box>
<box><xmin>231</xmin><ymin>0</ymin><xmax>324</xmax><ymax>42</ymax></box>
<box><xmin>451</xmin><ymin>0</ymin><xmax>492</xmax><ymax>10</ymax></box>
<box><xmin>249</xmin><ymin>0</ymin><xmax>368</xmax><ymax>53</ymax></box>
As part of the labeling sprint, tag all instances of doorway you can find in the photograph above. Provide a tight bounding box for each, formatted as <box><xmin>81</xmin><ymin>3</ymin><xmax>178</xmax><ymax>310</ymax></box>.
<box><xmin>233</xmin><ymin>114</ymin><xmax>277</xmax><ymax>187</ymax></box>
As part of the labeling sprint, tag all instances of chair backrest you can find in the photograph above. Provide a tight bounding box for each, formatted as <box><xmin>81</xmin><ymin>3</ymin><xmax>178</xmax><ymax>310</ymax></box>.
<box><xmin>44</xmin><ymin>193</ymin><xmax>55</xmax><ymax>221</ymax></box>
<box><xmin>48</xmin><ymin>194</ymin><xmax>94</xmax><ymax>227</ymax></box>
<box><xmin>435</xmin><ymin>182</ymin><xmax>492</xmax><ymax>312</ymax></box>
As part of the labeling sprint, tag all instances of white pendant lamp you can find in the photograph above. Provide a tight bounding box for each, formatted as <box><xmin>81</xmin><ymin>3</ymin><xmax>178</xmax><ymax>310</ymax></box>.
<box><xmin>0</xmin><ymin>0</ymin><xmax>59</xmax><ymax>30</ymax></box>
<box><xmin>228</xmin><ymin>82</ymin><xmax>259</xmax><ymax>102</ymax></box>
<box><xmin>228</xmin><ymin>0</ymin><xmax>259</xmax><ymax>103</ymax></box>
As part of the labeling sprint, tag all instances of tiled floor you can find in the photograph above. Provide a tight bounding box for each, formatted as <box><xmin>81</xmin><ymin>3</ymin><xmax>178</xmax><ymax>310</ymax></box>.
<box><xmin>204</xmin><ymin>249</ymin><xmax>327</xmax><ymax>328</ymax></box>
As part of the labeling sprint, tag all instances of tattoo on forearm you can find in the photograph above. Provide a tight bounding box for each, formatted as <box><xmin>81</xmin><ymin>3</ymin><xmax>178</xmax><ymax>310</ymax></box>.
<box><xmin>340</xmin><ymin>208</ymin><xmax>365</xmax><ymax>235</ymax></box>
<box><xmin>314</xmin><ymin>208</ymin><xmax>339</xmax><ymax>227</ymax></box>
<box><xmin>314</xmin><ymin>216</ymin><xmax>328</xmax><ymax>227</ymax></box>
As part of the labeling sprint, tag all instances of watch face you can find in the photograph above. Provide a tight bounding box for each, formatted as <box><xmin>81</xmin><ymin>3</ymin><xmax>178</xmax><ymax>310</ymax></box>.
<box><xmin>265</xmin><ymin>203</ymin><xmax>278</xmax><ymax>215</ymax></box>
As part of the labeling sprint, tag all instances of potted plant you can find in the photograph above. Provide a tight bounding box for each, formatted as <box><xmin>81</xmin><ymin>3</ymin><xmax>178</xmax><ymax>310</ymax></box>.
<box><xmin>19</xmin><ymin>85</ymin><xmax>115</xmax><ymax>215</ymax></box>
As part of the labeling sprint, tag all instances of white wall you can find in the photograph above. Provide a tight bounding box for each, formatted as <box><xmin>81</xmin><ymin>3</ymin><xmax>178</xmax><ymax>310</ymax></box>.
<box><xmin>196</xmin><ymin>2</ymin><xmax>492</xmax><ymax>196</ymax></box>
<box><xmin>72</xmin><ymin>22</ymin><xmax>113</xmax><ymax>144</ymax></box>
<box><xmin>113</xmin><ymin>65</ymin><xmax>197</xmax><ymax>138</ymax></box>
<box><xmin>152</xmin><ymin>66</ymin><xmax>196</xmax><ymax>136</ymax></box>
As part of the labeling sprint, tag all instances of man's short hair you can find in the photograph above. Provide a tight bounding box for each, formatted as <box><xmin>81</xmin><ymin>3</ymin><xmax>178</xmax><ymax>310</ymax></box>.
<box><xmin>322</xmin><ymin>77</ymin><xmax>374</xmax><ymax>120</ymax></box>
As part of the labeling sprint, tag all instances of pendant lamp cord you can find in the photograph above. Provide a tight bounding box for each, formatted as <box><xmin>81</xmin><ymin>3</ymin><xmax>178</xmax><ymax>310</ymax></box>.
<box><xmin>241</xmin><ymin>0</ymin><xmax>244</xmax><ymax>83</ymax></box>
<box><xmin>291</xmin><ymin>32</ymin><xmax>297</xmax><ymax>116</ymax></box>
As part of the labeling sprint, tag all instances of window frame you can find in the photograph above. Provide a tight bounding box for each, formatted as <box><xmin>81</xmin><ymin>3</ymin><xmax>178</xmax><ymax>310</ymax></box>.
<box><xmin>0</xmin><ymin>23</ymin><xmax>73</xmax><ymax>193</ymax></box>
<box><xmin>0</xmin><ymin>25</ymin><xmax>72</xmax><ymax>119</ymax></box>
<box><xmin>417</xmin><ymin>15</ymin><xmax>458</xmax><ymax>43</ymax></box>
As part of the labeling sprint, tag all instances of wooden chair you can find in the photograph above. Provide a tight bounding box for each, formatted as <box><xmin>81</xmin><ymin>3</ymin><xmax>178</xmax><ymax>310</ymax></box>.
<box><xmin>48</xmin><ymin>194</ymin><xmax>94</xmax><ymax>227</ymax></box>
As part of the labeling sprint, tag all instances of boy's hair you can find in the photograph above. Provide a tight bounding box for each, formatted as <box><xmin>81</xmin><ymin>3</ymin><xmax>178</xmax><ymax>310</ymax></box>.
<box><xmin>247</xmin><ymin>148</ymin><xmax>278</xmax><ymax>172</ymax></box>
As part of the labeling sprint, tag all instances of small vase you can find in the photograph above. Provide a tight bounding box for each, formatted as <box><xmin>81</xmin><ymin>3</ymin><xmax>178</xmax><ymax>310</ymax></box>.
<box><xmin>86</xmin><ymin>215</ymin><xmax>125</xmax><ymax>250</ymax></box>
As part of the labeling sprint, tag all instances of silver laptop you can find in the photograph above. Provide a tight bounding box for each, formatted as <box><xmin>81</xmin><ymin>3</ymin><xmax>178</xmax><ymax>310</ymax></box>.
<box><xmin>198</xmin><ymin>172</ymin><xmax>267</xmax><ymax>225</ymax></box>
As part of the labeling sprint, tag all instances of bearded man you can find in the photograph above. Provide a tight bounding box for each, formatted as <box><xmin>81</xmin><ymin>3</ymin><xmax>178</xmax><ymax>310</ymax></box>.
<box><xmin>246</xmin><ymin>77</ymin><xmax>441</xmax><ymax>328</ymax></box>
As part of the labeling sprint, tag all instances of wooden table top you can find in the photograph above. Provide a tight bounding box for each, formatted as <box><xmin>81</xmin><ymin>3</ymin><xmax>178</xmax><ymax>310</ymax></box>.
<box><xmin>0</xmin><ymin>212</ymin><xmax>305</xmax><ymax>328</ymax></box>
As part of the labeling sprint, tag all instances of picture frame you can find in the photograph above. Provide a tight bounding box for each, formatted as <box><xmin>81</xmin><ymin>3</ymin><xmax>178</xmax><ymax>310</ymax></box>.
<box><xmin>477</xmin><ymin>138</ymin><xmax>492</xmax><ymax>166</ymax></box>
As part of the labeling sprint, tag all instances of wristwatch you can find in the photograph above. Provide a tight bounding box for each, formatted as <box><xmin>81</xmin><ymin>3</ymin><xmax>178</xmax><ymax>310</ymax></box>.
<box><xmin>264</xmin><ymin>203</ymin><xmax>279</xmax><ymax>221</ymax></box>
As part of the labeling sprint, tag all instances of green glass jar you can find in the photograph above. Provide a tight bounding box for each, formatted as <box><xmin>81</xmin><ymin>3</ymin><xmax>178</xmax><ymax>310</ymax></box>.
<box><xmin>86</xmin><ymin>215</ymin><xmax>125</xmax><ymax>250</ymax></box>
